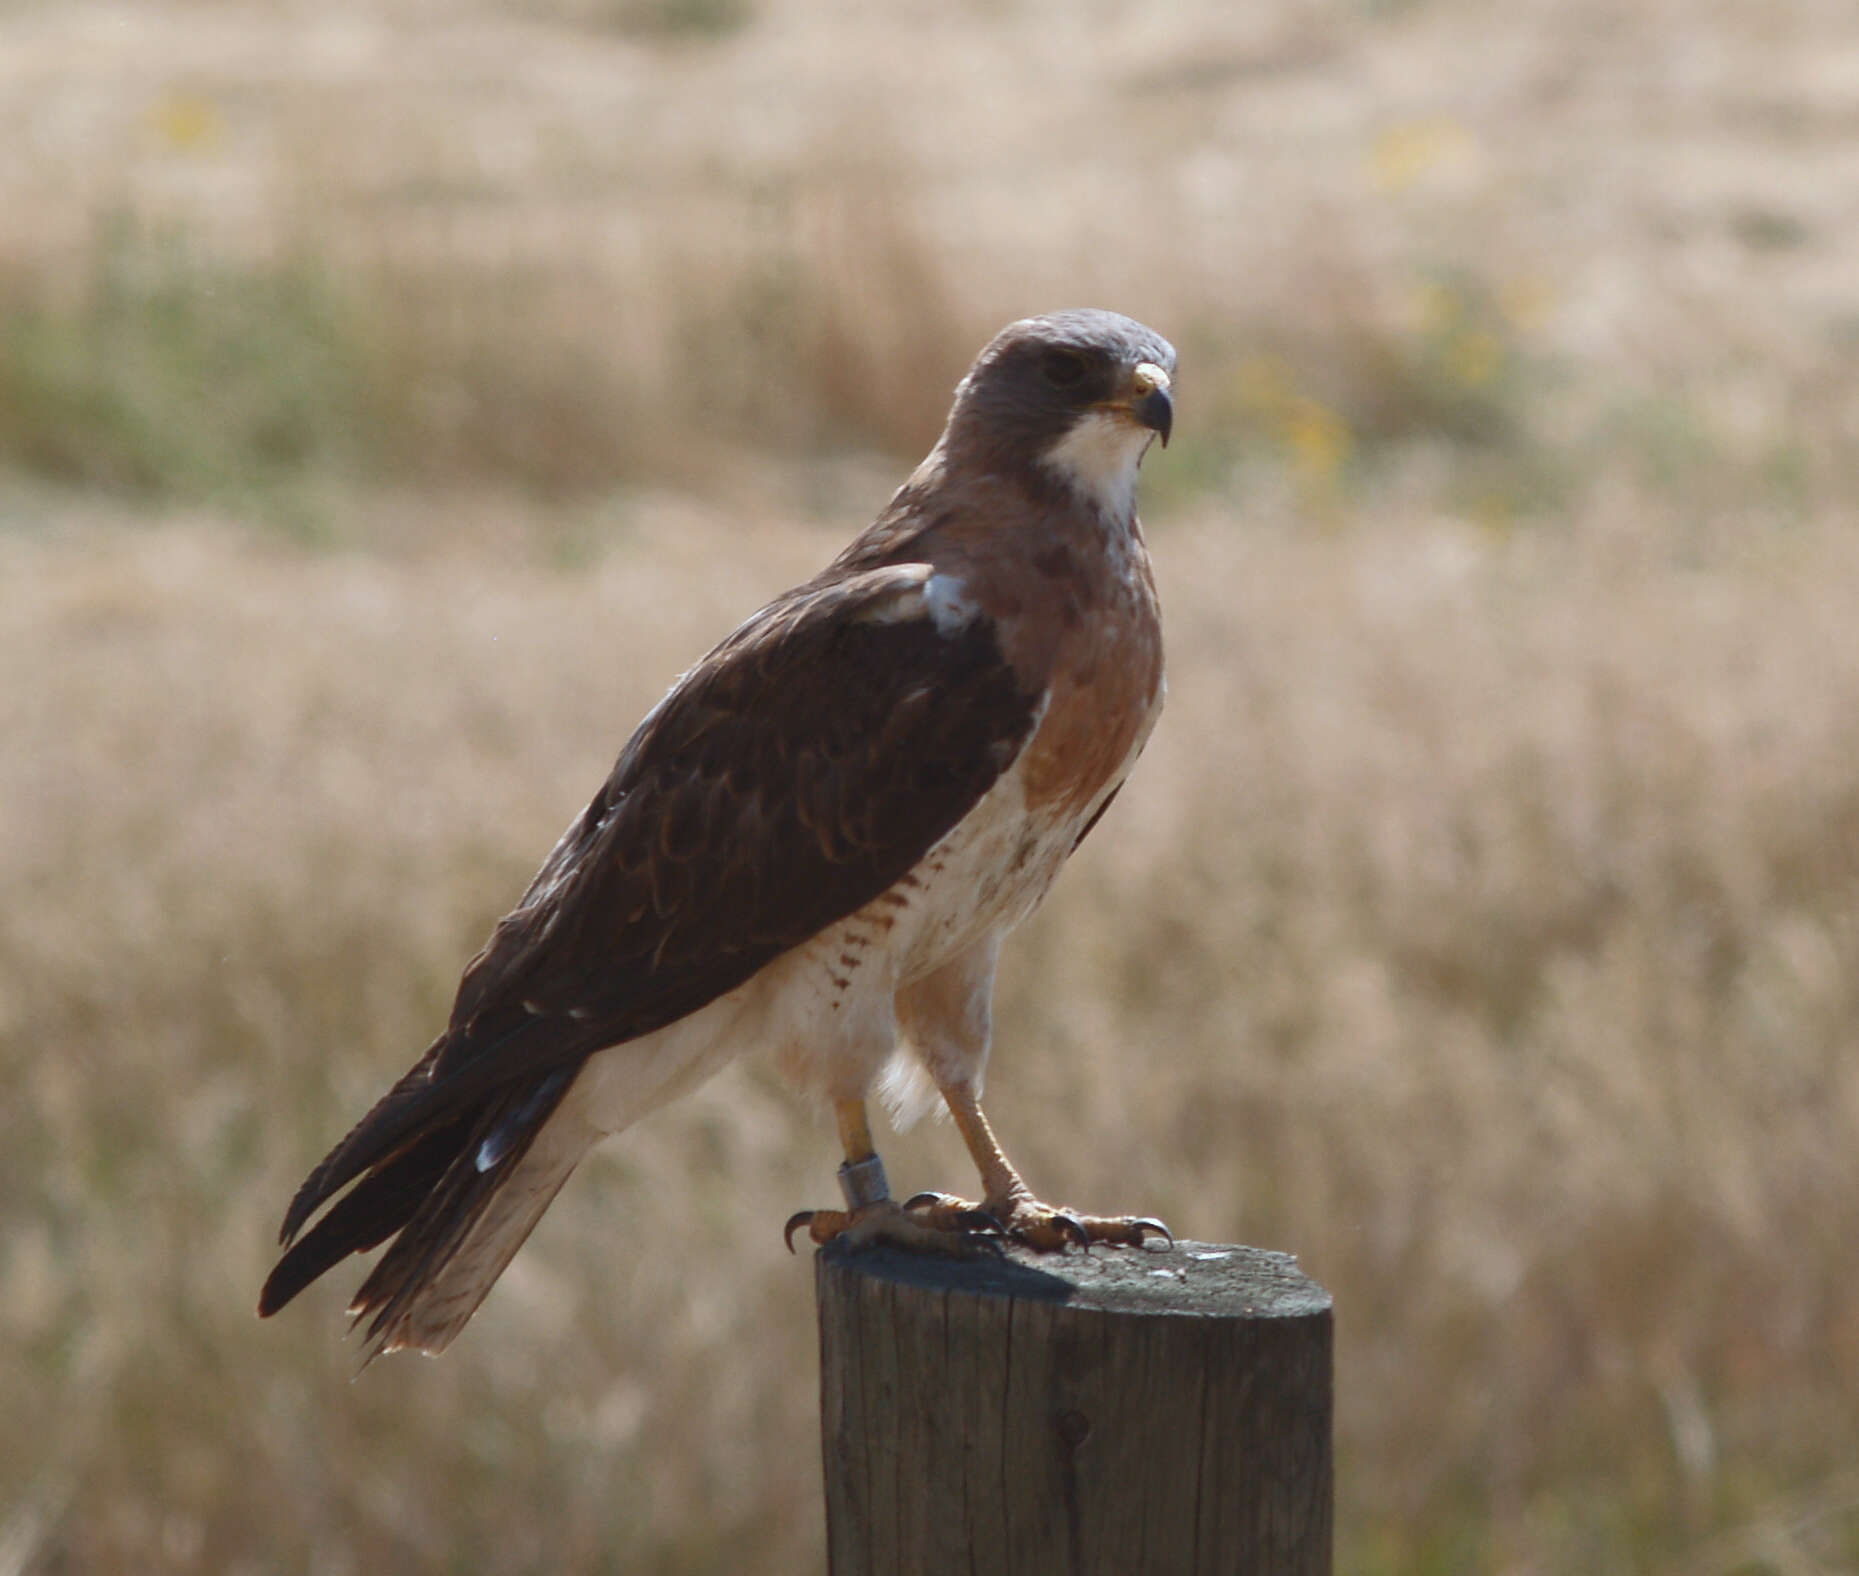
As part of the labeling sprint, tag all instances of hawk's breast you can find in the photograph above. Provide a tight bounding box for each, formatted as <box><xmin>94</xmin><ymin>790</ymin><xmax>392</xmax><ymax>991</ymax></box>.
<box><xmin>815</xmin><ymin>663</ymin><xmax>1160</xmax><ymax>1004</ymax></box>
<box><xmin>1014</xmin><ymin>550</ymin><xmax>1165</xmax><ymax>823</ymax></box>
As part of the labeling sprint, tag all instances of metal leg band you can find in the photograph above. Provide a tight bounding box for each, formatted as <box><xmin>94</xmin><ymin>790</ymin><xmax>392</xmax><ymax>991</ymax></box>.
<box><xmin>838</xmin><ymin>1154</ymin><xmax>890</xmax><ymax>1211</ymax></box>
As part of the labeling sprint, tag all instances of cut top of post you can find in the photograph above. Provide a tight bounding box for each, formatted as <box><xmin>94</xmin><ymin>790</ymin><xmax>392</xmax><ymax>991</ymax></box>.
<box><xmin>817</xmin><ymin>1238</ymin><xmax>1331</xmax><ymax>1322</ymax></box>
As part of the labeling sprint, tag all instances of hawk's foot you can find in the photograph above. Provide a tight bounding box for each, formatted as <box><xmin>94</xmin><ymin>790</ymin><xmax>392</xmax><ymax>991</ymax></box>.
<box><xmin>783</xmin><ymin>1198</ymin><xmax>998</xmax><ymax>1257</ymax></box>
<box><xmin>903</xmin><ymin>1189</ymin><xmax>1173</xmax><ymax>1253</ymax></box>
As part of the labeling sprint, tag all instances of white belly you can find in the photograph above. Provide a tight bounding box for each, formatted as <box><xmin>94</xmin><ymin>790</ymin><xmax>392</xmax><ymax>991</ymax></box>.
<box><xmin>891</xmin><ymin>762</ymin><xmax>1083</xmax><ymax>979</ymax></box>
<box><xmin>750</xmin><ymin>750</ymin><xmax>1116</xmax><ymax>1101</ymax></box>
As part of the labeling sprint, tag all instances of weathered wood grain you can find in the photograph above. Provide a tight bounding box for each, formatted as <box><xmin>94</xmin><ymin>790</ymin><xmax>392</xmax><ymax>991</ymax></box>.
<box><xmin>815</xmin><ymin>1239</ymin><xmax>1333</xmax><ymax>1575</ymax></box>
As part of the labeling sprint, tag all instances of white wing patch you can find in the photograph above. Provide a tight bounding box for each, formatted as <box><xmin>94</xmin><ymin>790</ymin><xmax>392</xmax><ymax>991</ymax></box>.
<box><xmin>921</xmin><ymin>572</ymin><xmax>976</xmax><ymax>635</ymax></box>
<box><xmin>855</xmin><ymin>565</ymin><xmax>977</xmax><ymax>637</ymax></box>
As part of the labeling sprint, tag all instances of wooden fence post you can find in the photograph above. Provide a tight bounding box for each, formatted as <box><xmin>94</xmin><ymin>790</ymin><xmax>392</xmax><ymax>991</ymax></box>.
<box><xmin>814</xmin><ymin>1238</ymin><xmax>1332</xmax><ymax>1576</ymax></box>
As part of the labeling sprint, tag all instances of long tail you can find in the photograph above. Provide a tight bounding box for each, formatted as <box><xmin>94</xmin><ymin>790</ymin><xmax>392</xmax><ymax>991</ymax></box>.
<box><xmin>349</xmin><ymin>1110</ymin><xmax>588</xmax><ymax>1360</ymax></box>
<box><xmin>259</xmin><ymin>1062</ymin><xmax>584</xmax><ymax>1360</ymax></box>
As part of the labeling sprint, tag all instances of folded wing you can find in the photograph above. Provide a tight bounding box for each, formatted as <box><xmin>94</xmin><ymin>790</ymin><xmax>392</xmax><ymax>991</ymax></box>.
<box><xmin>260</xmin><ymin>564</ymin><xmax>1043</xmax><ymax>1332</ymax></box>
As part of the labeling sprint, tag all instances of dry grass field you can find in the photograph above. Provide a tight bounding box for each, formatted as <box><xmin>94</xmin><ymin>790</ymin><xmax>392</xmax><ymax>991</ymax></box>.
<box><xmin>5</xmin><ymin>1</ymin><xmax>1859</xmax><ymax>1571</ymax></box>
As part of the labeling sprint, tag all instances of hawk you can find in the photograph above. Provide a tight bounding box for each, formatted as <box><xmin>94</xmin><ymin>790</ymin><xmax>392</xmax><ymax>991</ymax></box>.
<box><xmin>260</xmin><ymin>309</ymin><xmax>1177</xmax><ymax>1359</ymax></box>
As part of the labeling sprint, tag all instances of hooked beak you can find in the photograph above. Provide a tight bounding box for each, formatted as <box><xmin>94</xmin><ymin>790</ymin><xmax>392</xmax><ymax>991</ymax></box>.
<box><xmin>1129</xmin><ymin>361</ymin><xmax>1173</xmax><ymax>447</ymax></box>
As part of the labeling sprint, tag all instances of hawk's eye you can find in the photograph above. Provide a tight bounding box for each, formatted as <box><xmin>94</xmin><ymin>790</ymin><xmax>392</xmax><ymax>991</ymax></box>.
<box><xmin>1041</xmin><ymin>348</ymin><xmax>1091</xmax><ymax>389</ymax></box>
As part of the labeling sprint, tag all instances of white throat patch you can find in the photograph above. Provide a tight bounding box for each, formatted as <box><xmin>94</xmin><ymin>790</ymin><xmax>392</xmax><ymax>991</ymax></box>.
<box><xmin>1040</xmin><ymin>411</ymin><xmax>1155</xmax><ymax>522</ymax></box>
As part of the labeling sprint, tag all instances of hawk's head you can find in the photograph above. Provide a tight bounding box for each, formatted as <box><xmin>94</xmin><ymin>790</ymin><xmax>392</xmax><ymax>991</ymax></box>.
<box><xmin>947</xmin><ymin>309</ymin><xmax>1176</xmax><ymax>521</ymax></box>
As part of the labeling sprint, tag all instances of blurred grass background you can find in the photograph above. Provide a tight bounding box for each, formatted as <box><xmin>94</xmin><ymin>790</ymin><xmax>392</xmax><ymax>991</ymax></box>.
<box><xmin>4</xmin><ymin>0</ymin><xmax>1858</xmax><ymax>1571</ymax></box>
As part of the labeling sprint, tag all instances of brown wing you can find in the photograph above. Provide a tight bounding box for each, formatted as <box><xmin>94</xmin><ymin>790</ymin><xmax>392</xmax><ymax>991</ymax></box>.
<box><xmin>269</xmin><ymin>564</ymin><xmax>1042</xmax><ymax>1258</ymax></box>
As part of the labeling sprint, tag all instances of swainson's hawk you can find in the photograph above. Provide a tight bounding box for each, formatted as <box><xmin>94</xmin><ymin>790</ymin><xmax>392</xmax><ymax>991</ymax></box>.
<box><xmin>260</xmin><ymin>309</ymin><xmax>1177</xmax><ymax>1359</ymax></box>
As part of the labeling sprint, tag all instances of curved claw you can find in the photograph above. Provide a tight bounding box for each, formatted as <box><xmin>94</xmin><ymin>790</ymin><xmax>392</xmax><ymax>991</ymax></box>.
<box><xmin>903</xmin><ymin>1191</ymin><xmax>1007</xmax><ymax>1236</ymax></box>
<box><xmin>1051</xmin><ymin>1212</ymin><xmax>1094</xmax><ymax>1252</ymax></box>
<box><xmin>1129</xmin><ymin>1216</ymin><xmax>1175</xmax><ymax>1248</ymax></box>
<box><xmin>783</xmin><ymin>1210</ymin><xmax>816</xmax><ymax>1253</ymax></box>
